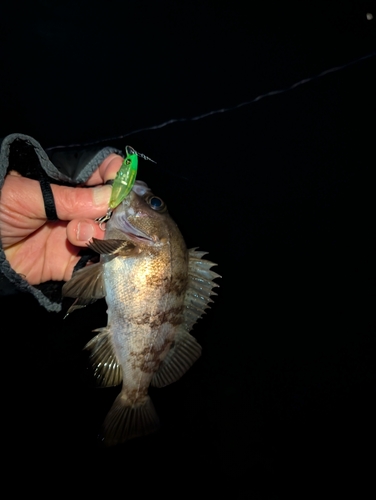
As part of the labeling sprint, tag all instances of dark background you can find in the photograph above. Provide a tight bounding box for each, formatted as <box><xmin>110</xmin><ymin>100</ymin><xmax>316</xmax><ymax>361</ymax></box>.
<box><xmin>1</xmin><ymin>1</ymin><xmax>375</xmax><ymax>497</ymax></box>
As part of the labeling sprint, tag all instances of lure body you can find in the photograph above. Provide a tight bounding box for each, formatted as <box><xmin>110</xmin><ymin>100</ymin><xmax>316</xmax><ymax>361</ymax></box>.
<box><xmin>96</xmin><ymin>145</ymin><xmax>155</xmax><ymax>227</ymax></box>
<box><xmin>109</xmin><ymin>145</ymin><xmax>138</xmax><ymax>210</ymax></box>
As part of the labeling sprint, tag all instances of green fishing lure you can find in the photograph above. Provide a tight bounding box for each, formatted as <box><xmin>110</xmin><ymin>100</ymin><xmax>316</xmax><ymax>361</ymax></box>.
<box><xmin>109</xmin><ymin>145</ymin><xmax>139</xmax><ymax>210</ymax></box>
<box><xmin>97</xmin><ymin>145</ymin><xmax>155</xmax><ymax>226</ymax></box>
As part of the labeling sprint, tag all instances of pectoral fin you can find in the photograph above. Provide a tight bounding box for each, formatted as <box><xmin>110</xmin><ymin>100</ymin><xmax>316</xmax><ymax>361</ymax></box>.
<box><xmin>88</xmin><ymin>238</ymin><xmax>136</xmax><ymax>256</ymax></box>
<box><xmin>62</xmin><ymin>261</ymin><xmax>105</xmax><ymax>316</ymax></box>
<box><xmin>151</xmin><ymin>327</ymin><xmax>202</xmax><ymax>388</ymax></box>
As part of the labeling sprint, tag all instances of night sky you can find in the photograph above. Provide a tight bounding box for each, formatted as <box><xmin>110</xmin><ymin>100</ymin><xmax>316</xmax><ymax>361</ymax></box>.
<box><xmin>1</xmin><ymin>2</ymin><xmax>375</xmax><ymax>497</ymax></box>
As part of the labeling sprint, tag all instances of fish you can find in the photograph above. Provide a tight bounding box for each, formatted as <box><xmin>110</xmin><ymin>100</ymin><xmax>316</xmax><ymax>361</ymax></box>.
<box><xmin>62</xmin><ymin>180</ymin><xmax>220</xmax><ymax>445</ymax></box>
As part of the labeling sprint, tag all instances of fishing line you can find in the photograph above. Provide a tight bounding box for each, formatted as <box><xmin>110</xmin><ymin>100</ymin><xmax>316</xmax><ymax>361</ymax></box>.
<box><xmin>46</xmin><ymin>51</ymin><xmax>375</xmax><ymax>152</ymax></box>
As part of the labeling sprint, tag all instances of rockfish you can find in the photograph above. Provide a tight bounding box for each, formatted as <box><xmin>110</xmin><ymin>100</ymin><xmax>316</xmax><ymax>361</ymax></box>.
<box><xmin>62</xmin><ymin>181</ymin><xmax>220</xmax><ymax>445</ymax></box>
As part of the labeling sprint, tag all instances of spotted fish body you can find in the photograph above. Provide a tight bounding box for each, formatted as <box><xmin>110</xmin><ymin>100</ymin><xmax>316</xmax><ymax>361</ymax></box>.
<box><xmin>63</xmin><ymin>181</ymin><xmax>220</xmax><ymax>445</ymax></box>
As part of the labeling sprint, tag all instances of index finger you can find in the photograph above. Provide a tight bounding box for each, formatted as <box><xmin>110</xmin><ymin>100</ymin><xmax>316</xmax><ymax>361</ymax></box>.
<box><xmin>84</xmin><ymin>154</ymin><xmax>124</xmax><ymax>186</ymax></box>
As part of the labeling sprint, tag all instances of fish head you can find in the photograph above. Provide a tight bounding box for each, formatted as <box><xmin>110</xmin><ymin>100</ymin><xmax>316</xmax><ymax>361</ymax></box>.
<box><xmin>107</xmin><ymin>181</ymin><xmax>183</xmax><ymax>249</ymax></box>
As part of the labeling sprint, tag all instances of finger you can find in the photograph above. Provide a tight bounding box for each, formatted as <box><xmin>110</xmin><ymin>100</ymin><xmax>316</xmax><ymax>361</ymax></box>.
<box><xmin>53</xmin><ymin>154</ymin><xmax>124</xmax><ymax>220</ymax></box>
<box><xmin>84</xmin><ymin>154</ymin><xmax>124</xmax><ymax>186</ymax></box>
<box><xmin>51</xmin><ymin>183</ymin><xmax>112</xmax><ymax>221</ymax></box>
<box><xmin>66</xmin><ymin>218</ymin><xmax>106</xmax><ymax>247</ymax></box>
<box><xmin>2</xmin><ymin>220</ymin><xmax>81</xmax><ymax>284</ymax></box>
<box><xmin>1</xmin><ymin>173</ymin><xmax>112</xmax><ymax>223</ymax></box>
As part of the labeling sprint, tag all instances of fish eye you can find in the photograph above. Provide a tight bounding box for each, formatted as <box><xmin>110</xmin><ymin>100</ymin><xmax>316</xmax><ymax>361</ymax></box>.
<box><xmin>147</xmin><ymin>196</ymin><xmax>166</xmax><ymax>211</ymax></box>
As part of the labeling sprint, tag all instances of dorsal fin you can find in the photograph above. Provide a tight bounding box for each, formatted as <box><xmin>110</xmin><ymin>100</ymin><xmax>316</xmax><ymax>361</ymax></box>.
<box><xmin>183</xmin><ymin>248</ymin><xmax>221</xmax><ymax>332</ymax></box>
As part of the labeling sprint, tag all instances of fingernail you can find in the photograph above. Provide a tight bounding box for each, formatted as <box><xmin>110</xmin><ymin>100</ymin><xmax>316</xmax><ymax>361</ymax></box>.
<box><xmin>93</xmin><ymin>185</ymin><xmax>111</xmax><ymax>207</ymax></box>
<box><xmin>77</xmin><ymin>222</ymin><xmax>94</xmax><ymax>241</ymax></box>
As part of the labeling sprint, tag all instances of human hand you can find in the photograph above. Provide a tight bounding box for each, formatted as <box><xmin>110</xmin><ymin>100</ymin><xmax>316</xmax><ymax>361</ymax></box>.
<box><xmin>0</xmin><ymin>153</ymin><xmax>123</xmax><ymax>285</ymax></box>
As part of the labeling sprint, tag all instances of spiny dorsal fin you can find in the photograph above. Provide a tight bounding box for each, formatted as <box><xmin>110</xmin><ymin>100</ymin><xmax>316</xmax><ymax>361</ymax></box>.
<box><xmin>84</xmin><ymin>327</ymin><xmax>122</xmax><ymax>387</ymax></box>
<box><xmin>151</xmin><ymin>326</ymin><xmax>202</xmax><ymax>388</ymax></box>
<box><xmin>183</xmin><ymin>248</ymin><xmax>221</xmax><ymax>332</ymax></box>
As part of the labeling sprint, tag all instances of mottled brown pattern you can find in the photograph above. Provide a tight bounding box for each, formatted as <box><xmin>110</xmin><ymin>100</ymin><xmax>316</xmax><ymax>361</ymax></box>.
<box><xmin>127</xmin><ymin>305</ymin><xmax>184</xmax><ymax>328</ymax></box>
<box><xmin>129</xmin><ymin>339</ymin><xmax>173</xmax><ymax>373</ymax></box>
<box><xmin>145</xmin><ymin>274</ymin><xmax>169</xmax><ymax>289</ymax></box>
<box><xmin>123</xmin><ymin>387</ymin><xmax>148</xmax><ymax>404</ymax></box>
<box><xmin>168</xmin><ymin>274</ymin><xmax>189</xmax><ymax>296</ymax></box>
<box><xmin>150</xmin><ymin>305</ymin><xmax>184</xmax><ymax>328</ymax></box>
<box><xmin>144</xmin><ymin>271</ymin><xmax>187</xmax><ymax>293</ymax></box>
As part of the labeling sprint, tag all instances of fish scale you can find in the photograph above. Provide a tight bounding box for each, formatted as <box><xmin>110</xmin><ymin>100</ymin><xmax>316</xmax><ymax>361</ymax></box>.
<box><xmin>105</xmin><ymin>252</ymin><xmax>183</xmax><ymax>398</ymax></box>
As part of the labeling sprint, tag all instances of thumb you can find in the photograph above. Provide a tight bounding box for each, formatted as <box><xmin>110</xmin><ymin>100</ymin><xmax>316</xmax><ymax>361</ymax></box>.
<box><xmin>51</xmin><ymin>183</ymin><xmax>112</xmax><ymax>221</ymax></box>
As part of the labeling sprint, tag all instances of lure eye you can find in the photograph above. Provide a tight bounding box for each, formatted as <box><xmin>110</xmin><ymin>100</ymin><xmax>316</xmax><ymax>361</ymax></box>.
<box><xmin>148</xmin><ymin>196</ymin><xmax>166</xmax><ymax>211</ymax></box>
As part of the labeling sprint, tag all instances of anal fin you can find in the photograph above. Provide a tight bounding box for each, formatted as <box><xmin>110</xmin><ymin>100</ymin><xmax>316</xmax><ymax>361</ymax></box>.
<box><xmin>151</xmin><ymin>327</ymin><xmax>202</xmax><ymax>388</ymax></box>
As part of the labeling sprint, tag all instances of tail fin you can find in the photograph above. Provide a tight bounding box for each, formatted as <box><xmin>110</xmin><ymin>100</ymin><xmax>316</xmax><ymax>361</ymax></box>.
<box><xmin>101</xmin><ymin>393</ymin><xmax>160</xmax><ymax>446</ymax></box>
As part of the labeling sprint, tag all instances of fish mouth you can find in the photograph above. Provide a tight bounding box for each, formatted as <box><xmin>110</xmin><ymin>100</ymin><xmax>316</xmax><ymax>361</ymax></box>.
<box><xmin>122</xmin><ymin>216</ymin><xmax>155</xmax><ymax>244</ymax></box>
